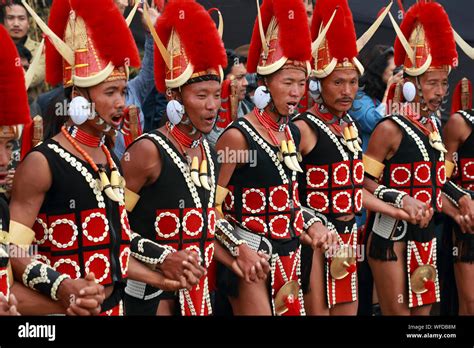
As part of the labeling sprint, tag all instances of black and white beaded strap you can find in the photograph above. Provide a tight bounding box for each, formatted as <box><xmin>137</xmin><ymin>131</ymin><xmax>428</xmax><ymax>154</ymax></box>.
<box><xmin>147</xmin><ymin>133</ymin><xmax>203</xmax><ymax>208</ymax></box>
<box><xmin>373</xmin><ymin>184</ymin><xmax>407</xmax><ymax>208</ymax></box>
<box><xmin>22</xmin><ymin>260</ymin><xmax>70</xmax><ymax>301</ymax></box>
<box><xmin>305</xmin><ymin>113</ymin><xmax>351</xmax><ymax>161</ymax></box>
<box><xmin>300</xmin><ymin>206</ymin><xmax>324</xmax><ymax>230</ymax></box>
<box><xmin>429</xmin><ymin>115</ymin><xmax>445</xmax><ymax>162</ymax></box>
<box><xmin>48</xmin><ymin>144</ymin><xmax>106</xmax><ymax>209</ymax></box>
<box><xmin>391</xmin><ymin>116</ymin><xmax>430</xmax><ymax>162</ymax></box>
<box><xmin>214</xmin><ymin>219</ymin><xmax>246</xmax><ymax>257</ymax></box>
<box><xmin>129</xmin><ymin>232</ymin><xmax>173</xmax><ymax>266</ymax></box>
<box><xmin>238</xmin><ymin>121</ymin><xmax>297</xmax><ymax>184</ymax></box>
<box><xmin>442</xmin><ymin>180</ymin><xmax>471</xmax><ymax>207</ymax></box>
<box><xmin>458</xmin><ymin>109</ymin><xmax>474</xmax><ymax>127</ymax></box>
<box><xmin>202</xmin><ymin>139</ymin><xmax>216</xmax><ymax>208</ymax></box>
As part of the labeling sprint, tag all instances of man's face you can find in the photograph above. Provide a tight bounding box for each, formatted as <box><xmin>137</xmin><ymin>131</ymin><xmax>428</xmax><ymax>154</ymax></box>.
<box><xmin>4</xmin><ymin>5</ymin><xmax>29</xmax><ymax>42</ymax></box>
<box><xmin>85</xmin><ymin>79</ymin><xmax>127</xmax><ymax>131</ymax></box>
<box><xmin>417</xmin><ymin>70</ymin><xmax>449</xmax><ymax>112</ymax></box>
<box><xmin>180</xmin><ymin>80</ymin><xmax>222</xmax><ymax>134</ymax></box>
<box><xmin>320</xmin><ymin>69</ymin><xmax>359</xmax><ymax>115</ymax></box>
<box><xmin>266</xmin><ymin>68</ymin><xmax>307</xmax><ymax>115</ymax></box>
<box><xmin>0</xmin><ymin>136</ymin><xmax>14</xmax><ymax>185</ymax></box>
<box><xmin>227</xmin><ymin>63</ymin><xmax>248</xmax><ymax>101</ymax></box>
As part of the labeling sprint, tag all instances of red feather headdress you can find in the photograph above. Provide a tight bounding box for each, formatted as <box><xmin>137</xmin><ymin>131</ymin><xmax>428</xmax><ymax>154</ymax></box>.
<box><xmin>247</xmin><ymin>0</ymin><xmax>312</xmax><ymax>76</ymax></box>
<box><xmin>310</xmin><ymin>0</ymin><xmax>364</xmax><ymax>78</ymax></box>
<box><xmin>152</xmin><ymin>0</ymin><xmax>227</xmax><ymax>93</ymax></box>
<box><xmin>393</xmin><ymin>1</ymin><xmax>457</xmax><ymax>76</ymax></box>
<box><xmin>27</xmin><ymin>0</ymin><xmax>140</xmax><ymax>87</ymax></box>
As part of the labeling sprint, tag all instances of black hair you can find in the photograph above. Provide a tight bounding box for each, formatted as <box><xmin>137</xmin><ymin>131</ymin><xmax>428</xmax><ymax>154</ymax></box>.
<box><xmin>15</xmin><ymin>43</ymin><xmax>32</xmax><ymax>62</ymax></box>
<box><xmin>223</xmin><ymin>49</ymin><xmax>246</xmax><ymax>78</ymax></box>
<box><xmin>358</xmin><ymin>45</ymin><xmax>394</xmax><ymax>102</ymax></box>
<box><xmin>1</xmin><ymin>0</ymin><xmax>28</xmax><ymax>21</ymax></box>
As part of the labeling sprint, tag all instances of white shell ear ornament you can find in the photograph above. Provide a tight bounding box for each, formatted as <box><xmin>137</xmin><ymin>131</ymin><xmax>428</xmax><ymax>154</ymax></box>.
<box><xmin>253</xmin><ymin>85</ymin><xmax>272</xmax><ymax>110</ymax></box>
<box><xmin>402</xmin><ymin>81</ymin><xmax>416</xmax><ymax>102</ymax></box>
<box><xmin>308</xmin><ymin>79</ymin><xmax>322</xmax><ymax>101</ymax></box>
<box><xmin>68</xmin><ymin>96</ymin><xmax>91</xmax><ymax>125</ymax></box>
<box><xmin>166</xmin><ymin>100</ymin><xmax>185</xmax><ymax>125</ymax></box>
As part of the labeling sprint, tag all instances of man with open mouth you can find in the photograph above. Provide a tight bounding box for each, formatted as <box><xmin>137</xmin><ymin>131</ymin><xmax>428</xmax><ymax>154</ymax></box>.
<box><xmin>212</xmin><ymin>0</ymin><xmax>337</xmax><ymax>316</ymax></box>
<box><xmin>0</xmin><ymin>21</ymin><xmax>82</xmax><ymax>316</ymax></box>
<box><xmin>7</xmin><ymin>0</ymin><xmax>170</xmax><ymax>316</ymax></box>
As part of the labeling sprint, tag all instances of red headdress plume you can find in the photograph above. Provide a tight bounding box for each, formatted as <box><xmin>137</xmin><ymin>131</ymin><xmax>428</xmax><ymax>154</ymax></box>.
<box><xmin>247</xmin><ymin>0</ymin><xmax>312</xmax><ymax>77</ymax></box>
<box><xmin>26</xmin><ymin>0</ymin><xmax>140</xmax><ymax>88</ymax></box>
<box><xmin>152</xmin><ymin>0</ymin><xmax>227</xmax><ymax>93</ymax></box>
<box><xmin>0</xmin><ymin>25</ymin><xmax>30</xmax><ymax>127</ymax></box>
<box><xmin>393</xmin><ymin>1</ymin><xmax>457</xmax><ymax>76</ymax></box>
<box><xmin>310</xmin><ymin>0</ymin><xmax>363</xmax><ymax>78</ymax></box>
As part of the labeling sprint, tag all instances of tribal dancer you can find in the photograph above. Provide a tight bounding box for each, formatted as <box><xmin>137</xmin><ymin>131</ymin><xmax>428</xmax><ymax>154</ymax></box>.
<box><xmin>294</xmin><ymin>0</ymin><xmax>407</xmax><ymax>315</ymax></box>
<box><xmin>7</xmin><ymin>0</ymin><xmax>163</xmax><ymax>315</ymax></box>
<box><xmin>214</xmin><ymin>0</ymin><xmax>336</xmax><ymax>315</ymax></box>
<box><xmin>122</xmin><ymin>0</ymin><xmax>226</xmax><ymax>316</ymax></box>
<box><xmin>363</xmin><ymin>1</ymin><xmax>465</xmax><ymax>315</ymax></box>
<box><xmin>443</xmin><ymin>76</ymin><xmax>474</xmax><ymax>314</ymax></box>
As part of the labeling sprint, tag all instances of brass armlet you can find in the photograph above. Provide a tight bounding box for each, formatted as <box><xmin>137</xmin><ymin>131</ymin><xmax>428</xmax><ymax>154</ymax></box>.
<box><xmin>363</xmin><ymin>154</ymin><xmax>385</xmax><ymax>179</ymax></box>
<box><xmin>9</xmin><ymin>221</ymin><xmax>35</xmax><ymax>250</ymax></box>
<box><xmin>125</xmin><ymin>187</ymin><xmax>141</xmax><ymax>212</ymax></box>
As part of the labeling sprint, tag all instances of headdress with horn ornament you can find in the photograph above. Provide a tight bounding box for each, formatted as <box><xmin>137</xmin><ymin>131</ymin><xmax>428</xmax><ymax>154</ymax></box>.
<box><xmin>391</xmin><ymin>0</ymin><xmax>457</xmax><ymax>77</ymax></box>
<box><xmin>310</xmin><ymin>0</ymin><xmax>393</xmax><ymax>79</ymax></box>
<box><xmin>22</xmin><ymin>0</ymin><xmax>141</xmax><ymax>88</ymax></box>
<box><xmin>0</xmin><ymin>24</ymin><xmax>32</xmax><ymax>158</ymax></box>
<box><xmin>247</xmin><ymin>0</ymin><xmax>312</xmax><ymax>77</ymax></box>
<box><xmin>146</xmin><ymin>0</ymin><xmax>227</xmax><ymax>93</ymax></box>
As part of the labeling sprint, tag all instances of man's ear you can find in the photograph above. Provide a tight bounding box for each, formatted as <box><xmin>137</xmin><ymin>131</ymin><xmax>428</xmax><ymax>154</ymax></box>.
<box><xmin>71</xmin><ymin>87</ymin><xmax>86</xmax><ymax>99</ymax></box>
<box><xmin>165</xmin><ymin>88</ymin><xmax>182</xmax><ymax>102</ymax></box>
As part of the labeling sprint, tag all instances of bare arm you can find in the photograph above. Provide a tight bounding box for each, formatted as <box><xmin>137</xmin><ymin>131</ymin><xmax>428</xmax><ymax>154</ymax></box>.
<box><xmin>214</xmin><ymin>127</ymin><xmax>270</xmax><ymax>282</ymax></box>
<box><xmin>443</xmin><ymin>112</ymin><xmax>471</xmax><ymax>164</ymax></box>
<box><xmin>293</xmin><ymin>119</ymin><xmax>318</xmax><ymax>156</ymax></box>
<box><xmin>122</xmin><ymin>137</ymin><xmax>161</xmax><ymax>193</ymax></box>
<box><xmin>9</xmin><ymin>152</ymin><xmax>104</xmax><ymax>314</ymax></box>
<box><xmin>122</xmin><ymin>137</ymin><xmax>204</xmax><ymax>286</ymax></box>
<box><xmin>362</xmin><ymin>188</ymin><xmax>410</xmax><ymax>220</ymax></box>
<box><xmin>363</xmin><ymin>120</ymin><xmax>431</xmax><ymax>226</ymax></box>
<box><xmin>11</xmin><ymin>282</ymin><xmax>65</xmax><ymax>315</ymax></box>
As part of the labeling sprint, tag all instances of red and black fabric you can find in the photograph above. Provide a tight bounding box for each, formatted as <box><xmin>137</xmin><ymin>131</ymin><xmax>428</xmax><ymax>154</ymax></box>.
<box><xmin>452</xmin><ymin>110</ymin><xmax>474</xmax><ymax>191</ymax></box>
<box><xmin>0</xmin><ymin>195</ymin><xmax>10</xmax><ymax>299</ymax></box>
<box><xmin>407</xmin><ymin>239</ymin><xmax>439</xmax><ymax>307</ymax></box>
<box><xmin>270</xmin><ymin>241</ymin><xmax>304</xmax><ymax>315</ymax></box>
<box><xmin>294</xmin><ymin>112</ymin><xmax>361</xmax><ymax>307</ymax></box>
<box><xmin>222</xmin><ymin>118</ymin><xmax>304</xmax><ymax>242</ymax></box>
<box><xmin>29</xmin><ymin>139</ymin><xmax>130</xmax><ymax>314</ymax></box>
<box><xmin>127</xmin><ymin>130</ymin><xmax>218</xmax><ymax>316</ymax></box>
<box><xmin>367</xmin><ymin>115</ymin><xmax>443</xmax><ymax>307</ymax></box>
<box><xmin>295</xmin><ymin>112</ymin><xmax>364</xmax><ymax>218</ymax></box>
<box><xmin>368</xmin><ymin>115</ymin><xmax>444</xmax><ymax>259</ymax></box>
<box><xmin>450</xmin><ymin>109</ymin><xmax>474</xmax><ymax>262</ymax></box>
<box><xmin>301</xmin><ymin>218</ymin><xmax>358</xmax><ymax>307</ymax></box>
<box><xmin>219</xmin><ymin>118</ymin><xmax>303</xmax><ymax>313</ymax></box>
